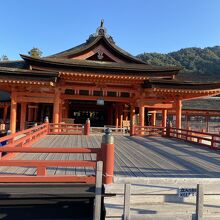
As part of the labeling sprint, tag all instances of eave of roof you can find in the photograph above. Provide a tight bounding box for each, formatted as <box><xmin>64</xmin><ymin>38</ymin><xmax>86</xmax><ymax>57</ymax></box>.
<box><xmin>0</xmin><ymin>67</ymin><xmax>58</xmax><ymax>84</ymax></box>
<box><xmin>20</xmin><ymin>54</ymin><xmax>181</xmax><ymax>73</ymax></box>
<box><xmin>0</xmin><ymin>66</ymin><xmax>58</xmax><ymax>78</ymax></box>
<box><xmin>0</xmin><ymin>60</ymin><xmax>27</xmax><ymax>69</ymax></box>
<box><xmin>144</xmin><ymin>79</ymin><xmax>220</xmax><ymax>90</ymax></box>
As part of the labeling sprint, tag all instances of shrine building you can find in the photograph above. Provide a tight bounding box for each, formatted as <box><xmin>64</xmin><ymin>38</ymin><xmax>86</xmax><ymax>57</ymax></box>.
<box><xmin>1</xmin><ymin>21</ymin><xmax>220</xmax><ymax>133</ymax></box>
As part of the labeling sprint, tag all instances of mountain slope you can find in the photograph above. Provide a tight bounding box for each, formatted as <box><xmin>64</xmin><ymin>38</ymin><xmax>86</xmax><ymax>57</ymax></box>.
<box><xmin>137</xmin><ymin>46</ymin><xmax>220</xmax><ymax>82</ymax></box>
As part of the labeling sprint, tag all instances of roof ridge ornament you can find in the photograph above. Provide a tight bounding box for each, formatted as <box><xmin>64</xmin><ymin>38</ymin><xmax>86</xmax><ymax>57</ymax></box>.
<box><xmin>100</xmin><ymin>19</ymin><xmax>104</xmax><ymax>28</ymax></box>
<box><xmin>86</xmin><ymin>20</ymin><xmax>115</xmax><ymax>44</ymax></box>
<box><xmin>96</xmin><ymin>19</ymin><xmax>107</xmax><ymax>36</ymax></box>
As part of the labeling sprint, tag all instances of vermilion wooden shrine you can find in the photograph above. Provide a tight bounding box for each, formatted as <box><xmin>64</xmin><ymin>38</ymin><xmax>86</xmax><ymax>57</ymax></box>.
<box><xmin>1</xmin><ymin>21</ymin><xmax>220</xmax><ymax>134</ymax></box>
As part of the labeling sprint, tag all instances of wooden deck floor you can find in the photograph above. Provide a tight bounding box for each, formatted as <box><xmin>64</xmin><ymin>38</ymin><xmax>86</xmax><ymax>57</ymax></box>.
<box><xmin>1</xmin><ymin>134</ymin><xmax>220</xmax><ymax>180</ymax></box>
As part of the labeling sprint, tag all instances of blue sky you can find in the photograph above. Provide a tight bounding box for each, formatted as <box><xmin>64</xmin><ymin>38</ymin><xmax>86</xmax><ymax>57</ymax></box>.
<box><xmin>1</xmin><ymin>0</ymin><xmax>220</xmax><ymax>60</ymax></box>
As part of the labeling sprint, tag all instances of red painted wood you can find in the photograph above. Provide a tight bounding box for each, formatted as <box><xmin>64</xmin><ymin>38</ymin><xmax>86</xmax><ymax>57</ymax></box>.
<box><xmin>0</xmin><ymin>160</ymin><xmax>96</xmax><ymax>167</ymax></box>
<box><xmin>102</xmin><ymin>143</ymin><xmax>114</xmax><ymax>184</ymax></box>
<box><xmin>0</xmin><ymin>175</ymin><xmax>95</xmax><ymax>183</ymax></box>
<box><xmin>0</xmin><ymin>147</ymin><xmax>100</xmax><ymax>153</ymax></box>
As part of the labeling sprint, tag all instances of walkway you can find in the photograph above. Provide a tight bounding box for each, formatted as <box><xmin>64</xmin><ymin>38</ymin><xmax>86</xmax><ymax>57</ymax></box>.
<box><xmin>0</xmin><ymin>134</ymin><xmax>220</xmax><ymax>180</ymax></box>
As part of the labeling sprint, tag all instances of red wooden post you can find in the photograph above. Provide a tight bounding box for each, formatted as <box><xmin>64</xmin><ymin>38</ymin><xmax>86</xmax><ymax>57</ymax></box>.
<box><xmin>102</xmin><ymin>128</ymin><xmax>114</xmax><ymax>184</ymax></box>
<box><xmin>211</xmin><ymin>135</ymin><xmax>217</xmax><ymax>149</ymax></box>
<box><xmin>20</xmin><ymin>102</ymin><xmax>27</xmax><ymax>131</ymax></box>
<box><xmin>37</xmin><ymin>166</ymin><xmax>46</xmax><ymax>176</ymax></box>
<box><xmin>84</xmin><ymin>118</ymin><xmax>90</xmax><ymax>135</ymax></box>
<box><xmin>3</xmin><ymin>106</ymin><xmax>8</xmax><ymax>124</ymax></box>
<box><xmin>130</xmin><ymin>125</ymin><xmax>135</xmax><ymax>136</ymax></box>
<box><xmin>130</xmin><ymin>105</ymin><xmax>135</xmax><ymax>136</ymax></box>
<box><xmin>44</xmin><ymin>117</ymin><xmax>50</xmax><ymax>134</ymax></box>
<box><xmin>10</xmin><ymin>91</ymin><xmax>17</xmax><ymax>134</ymax></box>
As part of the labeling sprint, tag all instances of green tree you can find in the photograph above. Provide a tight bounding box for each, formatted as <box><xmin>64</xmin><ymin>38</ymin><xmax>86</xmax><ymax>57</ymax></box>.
<box><xmin>28</xmin><ymin>47</ymin><xmax>42</xmax><ymax>58</ymax></box>
<box><xmin>0</xmin><ymin>55</ymin><xmax>9</xmax><ymax>61</ymax></box>
<box><xmin>137</xmin><ymin>46</ymin><xmax>220</xmax><ymax>82</ymax></box>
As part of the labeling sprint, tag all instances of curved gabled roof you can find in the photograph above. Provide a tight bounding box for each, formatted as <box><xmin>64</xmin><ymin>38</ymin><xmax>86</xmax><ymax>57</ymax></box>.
<box><xmin>47</xmin><ymin>27</ymin><xmax>146</xmax><ymax>64</ymax></box>
<box><xmin>20</xmin><ymin>54</ymin><xmax>181</xmax><ymax>73</ymax></box>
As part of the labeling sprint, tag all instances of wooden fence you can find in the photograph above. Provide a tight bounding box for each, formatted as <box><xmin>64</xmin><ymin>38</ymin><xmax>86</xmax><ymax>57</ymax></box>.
<box><xmin>122</xmin><ymin>183</ymin><xmax>215</xmax><ymax>220</ymax></box>
<box><xmin>133</xmin><ymin>125</ymin><xmax>165</xmax><ymax>136</ymax></box>
<box><xmin>0</xmin><ymin>123</ymin><xmax>48</xmax><ymax>157</ymax></box>
<box><xmin>131</xmin><ymin>125</ymin><xmax>220</xmax><ymax>150</ymax></box>
<box><xmin>168</xmin><ymin>127</ymin><xmax>220</xmax><ymax>149</ymax></box>
<box><xmin>48</xmin><ymin>123</ymin><xmax>83</xmax><ymax>135</ymax></box>
<box><xmin>0</xmin><ymin>123</ymin><xmax>114</xmax><ymax>184</ymax></box>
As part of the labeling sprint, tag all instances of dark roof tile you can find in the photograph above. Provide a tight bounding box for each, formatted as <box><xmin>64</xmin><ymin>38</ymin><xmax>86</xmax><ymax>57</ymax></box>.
<box><xmin>183</xmin><ymin>98</ymin><xmax>220</xmax><ymax>111</ymax></box>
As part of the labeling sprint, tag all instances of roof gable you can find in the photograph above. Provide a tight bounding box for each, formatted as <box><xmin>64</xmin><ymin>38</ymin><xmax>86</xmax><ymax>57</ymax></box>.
<box><xmin>47</xmin><ymin>21</ymin><xmax>145</xmax><ymax>64</ymax></box>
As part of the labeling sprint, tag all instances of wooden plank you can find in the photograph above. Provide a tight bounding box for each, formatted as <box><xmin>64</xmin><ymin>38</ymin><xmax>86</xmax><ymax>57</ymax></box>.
<box><xmin>2</xmin><ymin>134</ymin><xmax>220</xmax><ymax>182</ymax></box>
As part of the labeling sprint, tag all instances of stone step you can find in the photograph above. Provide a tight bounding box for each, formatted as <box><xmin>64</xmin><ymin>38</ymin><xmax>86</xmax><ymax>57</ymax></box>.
<box><xmin>105</xmin><ymin>201</ymin><xmax>220</xmax><ymax>217</ymax></box>
<box><xmin>112</xmin><ymin>177</ymin><xmax>220</xmax><ymax>185</ymax></box>
<box><xmin>104</xmin><ymin>194</ymin><xmax>220</xmax><ymax>206</ymax></box>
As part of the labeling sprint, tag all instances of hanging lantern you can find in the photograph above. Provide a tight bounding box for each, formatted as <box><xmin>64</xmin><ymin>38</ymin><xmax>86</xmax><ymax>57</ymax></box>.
<box><xmin>97</xmin><ymin>97</ymin><xmax>104</xmax><ymax>106</ymax></box>
<box><xmin>96</xmin><ymin>87</ymin><xmax>104</xmax><ymax>105</ymax></box>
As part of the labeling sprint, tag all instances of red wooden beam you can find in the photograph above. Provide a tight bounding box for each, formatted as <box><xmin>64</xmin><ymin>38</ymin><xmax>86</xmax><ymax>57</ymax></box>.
<box><xmin>0</xmin><ymin>147</ymin><xmax>100</xmax><ymax>154</ymax></box>
<box><xmin>0</xmin><ymin>160</ymin><xmax>96</xmax><ymax>167</ymax></box>
<box><xmin>0</xmin><ymin>175</ymin><xmax>95</xmax><ymax>183</ymax></box>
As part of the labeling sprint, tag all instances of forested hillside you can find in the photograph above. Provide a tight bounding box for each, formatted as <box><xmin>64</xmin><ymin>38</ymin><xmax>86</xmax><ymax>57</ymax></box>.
<box><xmin>137</xmin><ymin>46</ymin><xmax>220</xmax><ymax>82</ymax></box>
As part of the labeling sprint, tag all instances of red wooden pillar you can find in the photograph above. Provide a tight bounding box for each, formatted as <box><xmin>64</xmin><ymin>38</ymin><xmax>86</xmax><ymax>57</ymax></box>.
<box><xmin>130</xmin><ymin>104</ymin><xmax>135</xmax><ymax>136</ymax></box>
<box><xmin>115</xmin><ymin>105</ymin><xmax>119</xmax><ymax>128</ymax></box>
<box><xmin>53</xmin><ymin>89</ymin><xmax>60</xmax><ymax>124</ymax></box>
<box><xmin>176</xmin><ymin>99</ymin><xmax>182</xmax><ymax>129</ymax></box>
<box><xmin>59</xmin><ymin>102</ymin><xmax>62</xmax><ymax>123</ymax></box>
<box><xmin>20</xmin><ymin>102</ymin><xmax>27</xmax><ymax>131</ymax></box>
<box><xmin>64</xmin><ymin>101</ymin><xmax>69</xmax><ymax>119</ymax></box>
<box><xmin>151</xmin><ymin>111</ymin><xmax>156</xmax><ymax>126</ymax></box>
<box><xmin>162</xmin><ymin>109</ymin><xmax>167</xmax><ymax>127</ymax></box>
<box><xmin>119</xmin><ymin>105</ymin><xmax>123</xmax><ymax>128</ymax></box>
<box><xmin>10</xmin><ymin>91</ymin><xmax>17</xmax><ymax>133</ymax></box>
<box><xmin>27</xmin><ymin>105</ymin><xmax>34</xmax><ymax>122</ymax></box>
<box><xmin>139</xmin><ymin>102</ymin><xmax>145</xmax><ymax>127</ymax></box>
<box><xmin>3</xmin><ymin>106</ymin><xmax>8</xmax><ymax>123</ymax></box>
<box><xmin>162</xmin><ymin>109</ymin><xmax>167</xmax><ymax>136</ymax></box>
<box><xmin>124</xmin><ymin>107</ymin><xmax>128</xmax><ymax>121</ymax></box>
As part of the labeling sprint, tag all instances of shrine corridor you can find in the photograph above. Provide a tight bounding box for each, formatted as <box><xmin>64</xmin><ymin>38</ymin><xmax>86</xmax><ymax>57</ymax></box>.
<box><xmin>1</xmin><ymin>134</ymin><xmax>220</xmax><ymax>179</ymax></box>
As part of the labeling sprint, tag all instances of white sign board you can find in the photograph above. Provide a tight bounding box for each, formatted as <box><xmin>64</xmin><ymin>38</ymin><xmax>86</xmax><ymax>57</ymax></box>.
<box><xmin>178</xmin><ymin>188</ymin><xmax>197</xmax><ymax>197</ymax></box>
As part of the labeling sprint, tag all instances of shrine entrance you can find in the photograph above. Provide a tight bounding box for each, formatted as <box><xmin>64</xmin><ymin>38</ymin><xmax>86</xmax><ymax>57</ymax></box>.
<box><xmin>68</xmin><ymin>100</ymin><xmax>114</xmax><ymax>127</ymax></box>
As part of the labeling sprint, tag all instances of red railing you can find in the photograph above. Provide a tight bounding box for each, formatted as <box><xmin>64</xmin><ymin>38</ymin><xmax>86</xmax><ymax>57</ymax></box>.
<box><xmin>48</xmin><ymin>123</ymin><xmax>83</xmax><ymax>135</ymax></box>
<box><xmin>0</xmin><ymin>147</ymin><xmax>99</xmax><ymax>183</ymax></box>
<box><xmin>133</xmin><ymin>125</ymin><xmax>166</xmax><ymax>136</ymax></box>
<box><xmin>168</xmin><ymin>127</ymin><xmax>220</xmax><ymax>149</ymax></box>
<box><xmin>0</xmin><ymin>124</ymin><xmax>48</xmax><ymax>148</ymax></box>
<box><xmin>0</xmin><ymin>126</ymin><xmax>114</xmax><ymax>184</ymax></box>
